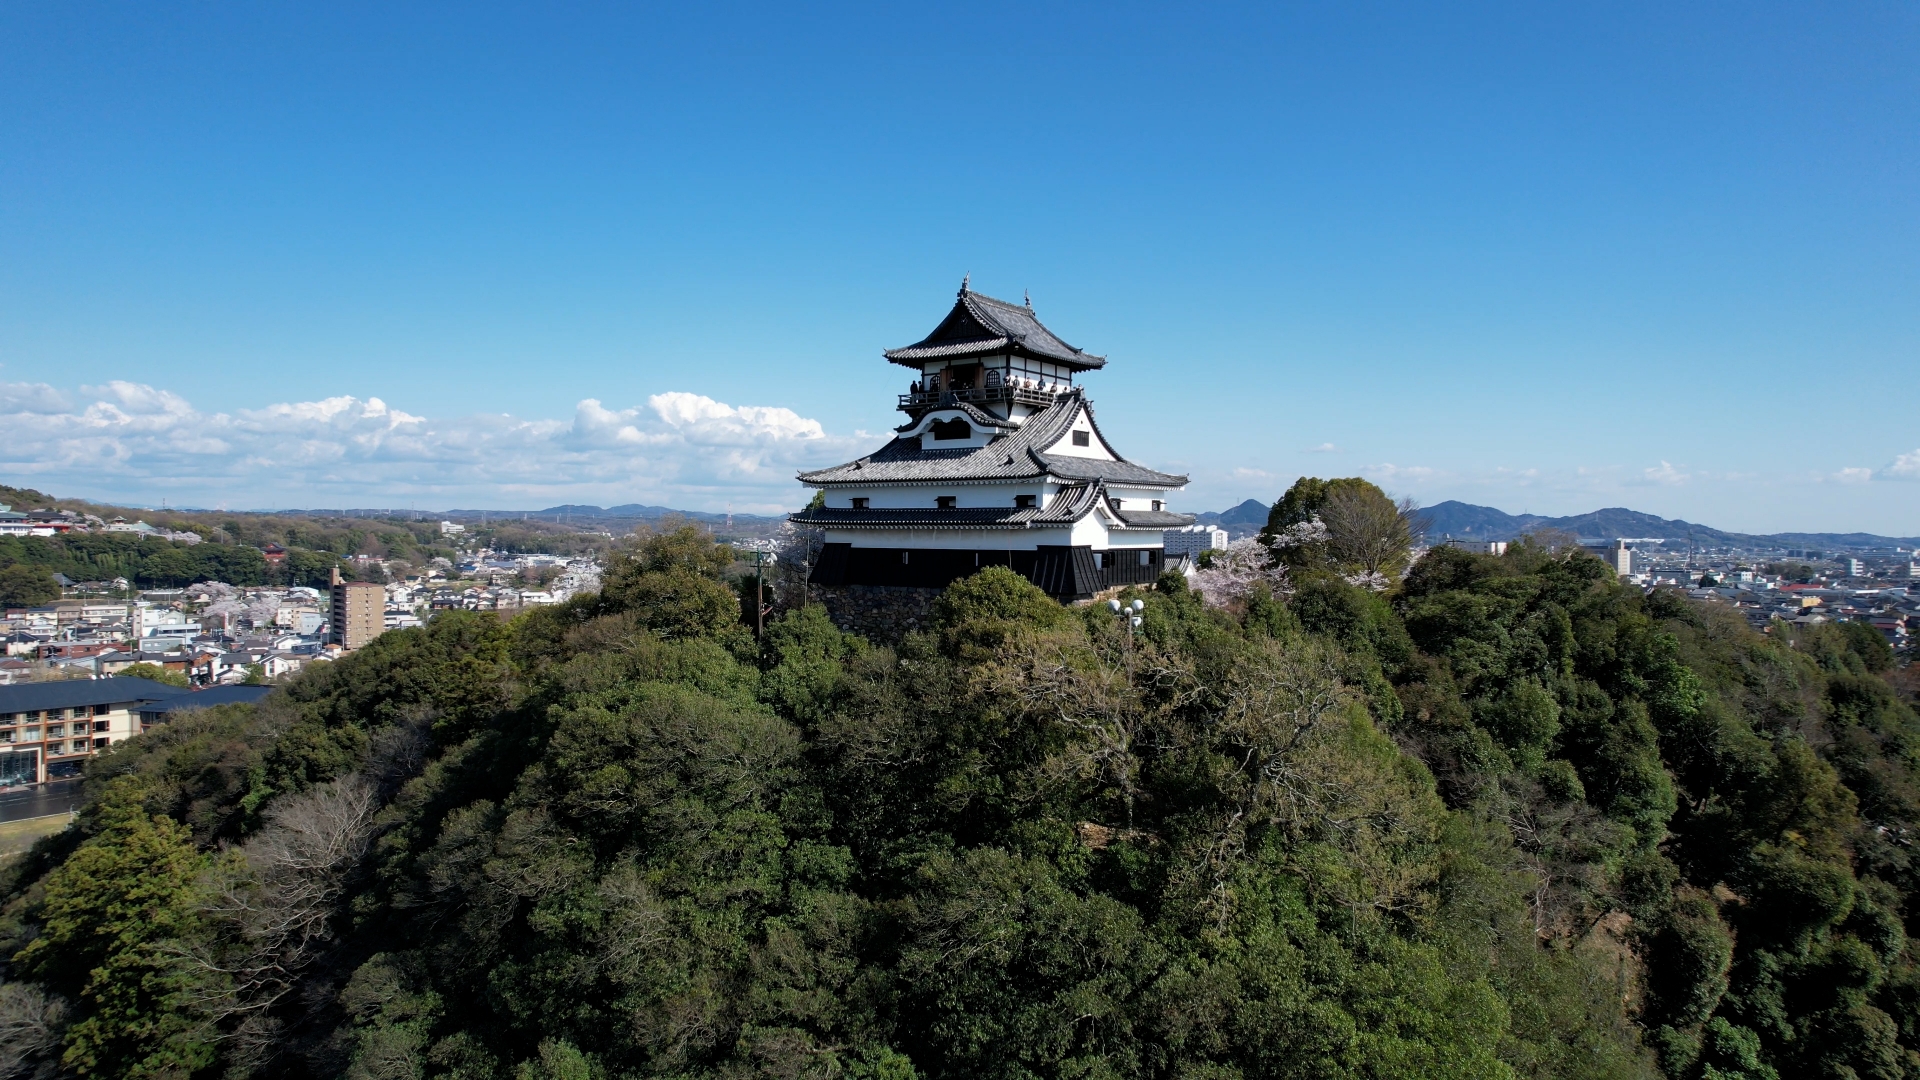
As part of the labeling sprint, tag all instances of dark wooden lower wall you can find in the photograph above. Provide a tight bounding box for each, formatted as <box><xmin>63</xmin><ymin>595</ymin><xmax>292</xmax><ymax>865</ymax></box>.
<box><xmin>811</xmin><ymin>544</ymin><xmax>1164</xmax><ymax>601</ymax></box>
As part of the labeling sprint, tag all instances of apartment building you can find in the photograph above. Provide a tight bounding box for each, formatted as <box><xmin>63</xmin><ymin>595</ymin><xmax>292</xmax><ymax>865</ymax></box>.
<box><xmin>329</xmin><ymin>568</ymin><xmax>385</xmax><ymax>650</ymax></box>
<box><xmin>0</xmin><ymin>676</ymin><xmax>190</xmax><ymax>784</ymax></box>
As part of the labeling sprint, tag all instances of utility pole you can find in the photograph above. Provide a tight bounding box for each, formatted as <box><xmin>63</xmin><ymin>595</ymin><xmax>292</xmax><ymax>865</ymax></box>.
<box><xmin>740</xmin><ymin>543</ymin><xmax>776</xmax><ymax>637</ymax></box>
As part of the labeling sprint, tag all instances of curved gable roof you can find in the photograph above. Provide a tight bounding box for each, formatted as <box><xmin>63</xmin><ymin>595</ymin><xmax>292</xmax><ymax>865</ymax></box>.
<box><xmin>884</xmin><ymin>286</ymin><xmax>1107</xmax><ymax>371</ymax></box>
<box><xmin>797</xmin><ymin>392</ymin><xmax>1186</xmax><ymax>488</ymax></box>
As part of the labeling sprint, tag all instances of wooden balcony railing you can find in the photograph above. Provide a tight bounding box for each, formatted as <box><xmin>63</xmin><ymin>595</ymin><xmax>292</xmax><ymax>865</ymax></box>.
<box><xmin>897</xmin><ymin>384</ymin><xmax>1065</xmax><ymax>412</ymax></box>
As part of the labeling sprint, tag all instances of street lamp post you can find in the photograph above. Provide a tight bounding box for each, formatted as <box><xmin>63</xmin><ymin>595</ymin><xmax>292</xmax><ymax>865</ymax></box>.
<box><xmin>1108</xmin><ymin>597</ymin><xmax>1145</xmax><ymax>677</ymax></box>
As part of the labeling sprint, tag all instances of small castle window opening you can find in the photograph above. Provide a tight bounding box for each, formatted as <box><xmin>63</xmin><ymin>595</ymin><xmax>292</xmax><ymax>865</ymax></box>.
<box><xmin>850</xmin><ymin>497</ymin><xmax>868</xmax><ymax>509</ymax></box>
<box><xmin>1014</xmin><ymin>494</ymin><xmax>1036</xmax><ymax>508</ymax></box>
<box><xmin>936</xmin><ymin>496</ymin><xmax>957</xmax><ymax>509</ymax></box>
<box><xmin>931</xmin><ymin>418</ymin><xmax>972</xmax><ymax>441</ymax></box>
<box><xmin>1072</xmin><ymin>430</ymin><xmax>1090</xmax><ymax>446</ymax></box>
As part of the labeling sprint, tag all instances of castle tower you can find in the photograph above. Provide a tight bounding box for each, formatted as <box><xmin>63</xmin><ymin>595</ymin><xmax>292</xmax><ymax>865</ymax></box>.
<box><xmin>790</xmin><ymin>282</ymin><xmax>1193</xmax><ymax>602</ymax></box>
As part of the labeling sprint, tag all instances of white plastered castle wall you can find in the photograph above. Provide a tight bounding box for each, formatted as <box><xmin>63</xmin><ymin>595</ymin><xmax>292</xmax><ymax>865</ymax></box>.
<box><xmin>819</xmin><ymin>528</ymin><xmax>1079</xmax><ymax>551</ymax></box>
<box><xmin>826</xmin><ymin>484</ymin><xmax>1051</xmax><ymax>509</ymax></box>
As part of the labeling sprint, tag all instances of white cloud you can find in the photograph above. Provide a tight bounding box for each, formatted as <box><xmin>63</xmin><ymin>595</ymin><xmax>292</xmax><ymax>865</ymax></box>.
<box><xmin>1834</xmin><ymin>467</ymin><xmax>1874</xmax><ymax>484</ymax></box>
<box><xmin>1886</xmin><ymin>449</ymin><xmax>1920</xmax><ymax>480</ymax></box>
<box><xmin>0</xmin><ymin>382</ymin><xmax>71</xmax><ymax>414</ymax></box>
<box><xmin>1231</xmin><ymin>466</ymin><xmax>1272</xmax><ymax>480</ymax></box>
<box><xmin>1365</xmin><ymin>463</ymin><xmax>1441</xmax><ymax>482</ymax></box>
<box><xmin>0</xmin><ymin>382</ymin><xmax>863</xmax><ymax>512</ymax></box>
<box><xmin>1641</xmin><ymin>461</ymin><xmax>1688</xmax><ymax>485</ymax></box>
<box><xmin>1306</xmin><ymin>442</ymin><xmax>1338</xmax><ymax>453</ymax></box>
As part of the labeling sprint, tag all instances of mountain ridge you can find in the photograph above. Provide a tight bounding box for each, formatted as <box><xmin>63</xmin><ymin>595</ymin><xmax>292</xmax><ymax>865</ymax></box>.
<box><xmin>1408</xmin><ymin>499</ymin><xmax>1917</xmax><ymax>548</ymax></box>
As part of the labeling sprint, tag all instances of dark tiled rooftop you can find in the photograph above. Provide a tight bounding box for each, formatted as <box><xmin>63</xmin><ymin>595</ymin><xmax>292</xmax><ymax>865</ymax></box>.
<box><xmin>884</xmin><ymin>287</ymin><xmax>1106</xmax><ymax>370</ymax></box>
<box><xmin>0</xmin><ymin>677</ymin><xmax>191</xmax><ymax>714</ymax></box>
<box><xmin>1113</xmin><ymin>509</ymin><xmax>1200</xmax><ymax>528</ymax></box>
<box><xmin>798</xmin><ymin>393</ymin><xmax>1187</xmax><ymax>488</ymax></box>
<box><xmin>893</xmin><ymin>400</ymin><xmax>1021</xmax><ymax>433</ymax></box>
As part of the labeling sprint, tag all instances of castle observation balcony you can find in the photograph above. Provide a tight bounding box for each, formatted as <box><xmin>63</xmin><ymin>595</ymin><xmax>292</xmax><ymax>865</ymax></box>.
<box><xmin>898</xmin><ymin>381</ymin><xmax>1068</xmax><ymax>415</ymax></box>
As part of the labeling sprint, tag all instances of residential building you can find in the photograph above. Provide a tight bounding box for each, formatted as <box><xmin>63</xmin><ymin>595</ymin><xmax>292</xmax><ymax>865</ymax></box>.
<box><xmin>329</xmin><ymin>568</ymin><xmax>385</xmax><ymax>650</ymax></box>
<box><xmin>789</xmin><ymin>282</ymin><xmax>1193</xmax><ymax>602</ymax></box>
<box><xmin>1580</xmin><ymin>539</ymin><xmax>1636</xmax><ymax>576</ymax></box>
<box><xmin>1165</xmin><ymin>525</ymin><xmax>1230</xmax><ymax>559</ymax></box>
<box><xmin>0</xmin><ymin>676</ymin><xmax>191</xmax><ymax>784</ymax></box>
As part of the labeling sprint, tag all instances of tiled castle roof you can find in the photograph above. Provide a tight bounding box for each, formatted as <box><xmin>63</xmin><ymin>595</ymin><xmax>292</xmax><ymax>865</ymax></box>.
<box><xmin>790</xmin><ymin>483</ymin><xmax>1107</xmax><ymax>531</ymax></box>
<box><xmin>797</xmin><ymin>392</ymin><xmax>1187</xmax><ymax>488</ymax></box>
<box><xmin>892</xmin><ymin>400</ymin><xmax>1020</xmax><ymax>433</ymax></box>
<box><xmin>789</xmin><ymin>481</ymin><xmax>1193</xmax><ymax>533</ymax></box>
<box><xmin>884</xmin><ymin>286</ymin><xmax>1107</xmax><ymax>370</ymax></box>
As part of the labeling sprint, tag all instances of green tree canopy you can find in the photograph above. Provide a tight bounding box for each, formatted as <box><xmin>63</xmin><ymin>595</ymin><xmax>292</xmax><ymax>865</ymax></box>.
<box><xmin>0</xmin><ymin>562</ymin><xmax>61</xmax><ymax>608</ymax></box>
<box><xmin>0</xmin><ymin>527</ymin><xmax>1912</xmax><ymax>1080</ymax></box>
<box><xmin>1263</xmin><ymin>475</ymin><xmax>1423</xmax><ymax>582</ymax></box>
<box><xmin>115</xmin><ymin>662</ymin><xmax>190</xmax><ymax>688</ymax></box>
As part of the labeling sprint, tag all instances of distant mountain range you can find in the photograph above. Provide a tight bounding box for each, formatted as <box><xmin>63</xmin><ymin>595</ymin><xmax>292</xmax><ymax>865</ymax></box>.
<box><xmin>349</xmin><ymin>497</ymin><xmax>1914</xmax><ymax>550</ymax></box>
<box><xmin>440</xmin><ymin>504</ymin><xmax>786</xmax><ymax>524</ymax></box>
<box><xmin>1415</xmin><ymin>501</ymin><xmax>1919</xmax><ymax>548</ymax></box>
<box><xmin>1193</xmin><ymin>498</ymin><xmax>1915</xmax><ymax>548</ymax></box>
<box><xmin>1194</xmin><ymin>499</ymin><xmax>1271</xmax><ymax>529</ymax></box>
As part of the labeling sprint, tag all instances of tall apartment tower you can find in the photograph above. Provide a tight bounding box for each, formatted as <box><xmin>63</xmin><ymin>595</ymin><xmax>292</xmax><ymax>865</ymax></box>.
<box><xmin>329</xmin><ymin>567</ymin><xmax>385</xmax><ymax>650</ymax></box>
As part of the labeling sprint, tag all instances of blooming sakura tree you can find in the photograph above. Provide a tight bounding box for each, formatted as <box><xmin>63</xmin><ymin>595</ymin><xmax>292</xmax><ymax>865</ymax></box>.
<box><xmin>1269</xmin><ymin>511</ymin><xmax>1402</xmax><ymax>591</ymax></box>
<box><xmin>1269</xmin><ymin>517</ymin><xmax>1330</xmax><ymax>554</ymax></box>
<box><xmin>1191</xmin><ymin>537</ymin><xmax>1288</xmax><ymax>607</ymax></box>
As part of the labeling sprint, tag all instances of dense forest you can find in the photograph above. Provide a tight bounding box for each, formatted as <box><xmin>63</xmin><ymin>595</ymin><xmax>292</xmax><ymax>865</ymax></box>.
<box><xmin>0</xmin><ymin>480</ymin><xmax>1914</xmax><ymax>1079</ymax></box>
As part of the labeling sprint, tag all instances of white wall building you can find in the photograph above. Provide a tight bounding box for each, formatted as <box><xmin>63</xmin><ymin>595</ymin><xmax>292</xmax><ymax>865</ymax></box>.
<box><xmin>790</xmin><ymin>283</ymin><xmax>1193</xmax><ymax>600</ymax></box>
<box><xmin>1164</xmin><ymin>525</ymin><xmax>1230</xmax><ymax>559</ymax></box>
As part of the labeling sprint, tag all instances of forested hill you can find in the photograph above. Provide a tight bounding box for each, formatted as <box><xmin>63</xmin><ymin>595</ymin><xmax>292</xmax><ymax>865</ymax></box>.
<box><xmin>0</xmin><ymin>524</ymin><xmax>1916</xmax><ymax>1079</ymax></box>
<box><xmin>0</xmin><ymin>484</ymin><xmax>611</xmax><ymax>606</ymax></box>
<box><xmin>1417</xmin><ymin>499</ymin><xmax>1920</xmax><ymax>547</ymax></box>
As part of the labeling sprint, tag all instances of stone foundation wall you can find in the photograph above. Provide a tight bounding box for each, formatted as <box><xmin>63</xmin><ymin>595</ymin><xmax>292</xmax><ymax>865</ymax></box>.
<box><xmin>810</xmin><ymin>584</ymin><xmax>944</xmax><ymax>644</ymax></box>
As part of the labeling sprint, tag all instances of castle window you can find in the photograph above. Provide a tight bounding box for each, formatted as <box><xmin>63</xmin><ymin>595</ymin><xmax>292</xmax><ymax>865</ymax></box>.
<box><xmin>930</xmin><ymin>418</ymin><xmax>972</xmax><ymax>440</ymax></box>
<box><xmin>850</xmin><ymin>497</ymin><xmax>868</xmax><ymax>509</ymax></box>
<box><xmin>1014</xmin><ymin>494</ymin><xmax>1036</xmax><ymax>508</ymax></box>
<box><xmin>1072</xmin><ymin>430</ymin><xmax>1090</xmax><ymax>446</ymax></box>
<box><xmin>1152</xmin><ymin>500</ymin><xmax>1164</xmax><ymax>511</ymax></box>
<box><xmin>936</xmin><ymin>496</ymin><xmax>957</xmax><ymax>509</ymax></box>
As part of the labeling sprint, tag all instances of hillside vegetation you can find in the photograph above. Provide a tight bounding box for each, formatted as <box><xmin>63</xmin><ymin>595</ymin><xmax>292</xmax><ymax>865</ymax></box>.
<box><xmin>0</xmin><ymin>511</ymin><xmax>1914</xmax><ymax>1079</ymax></box>
<box><xmin>0</xmin><ymin>484</ymin><xmax>616</xmax><ymax>606</ymax></box>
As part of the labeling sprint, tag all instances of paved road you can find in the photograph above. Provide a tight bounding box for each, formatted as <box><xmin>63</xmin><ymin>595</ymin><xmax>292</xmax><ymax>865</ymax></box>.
<box><xmin>0</xmin><ymin>780</ymin><xmax>83</xmax><ymax>824</ymax></box>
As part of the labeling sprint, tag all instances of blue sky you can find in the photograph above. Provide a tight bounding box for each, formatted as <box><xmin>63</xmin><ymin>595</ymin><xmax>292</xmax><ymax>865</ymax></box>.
<box><xmin>2</xmin><ymin>2</ymin><xmax>1916</xmax><ymax>532</ymax></box>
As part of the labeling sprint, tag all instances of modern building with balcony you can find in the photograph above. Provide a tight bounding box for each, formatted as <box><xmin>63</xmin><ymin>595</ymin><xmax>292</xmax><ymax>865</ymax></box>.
<box><xmin>790</xmin><ymin>281</ymin><xmax>1193</xmax><ymax>604</ymax></box>
<box><xmin>0</xmin><ymin>676</ymin><xmax>191</xmax><ymax>784</ymax></box>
